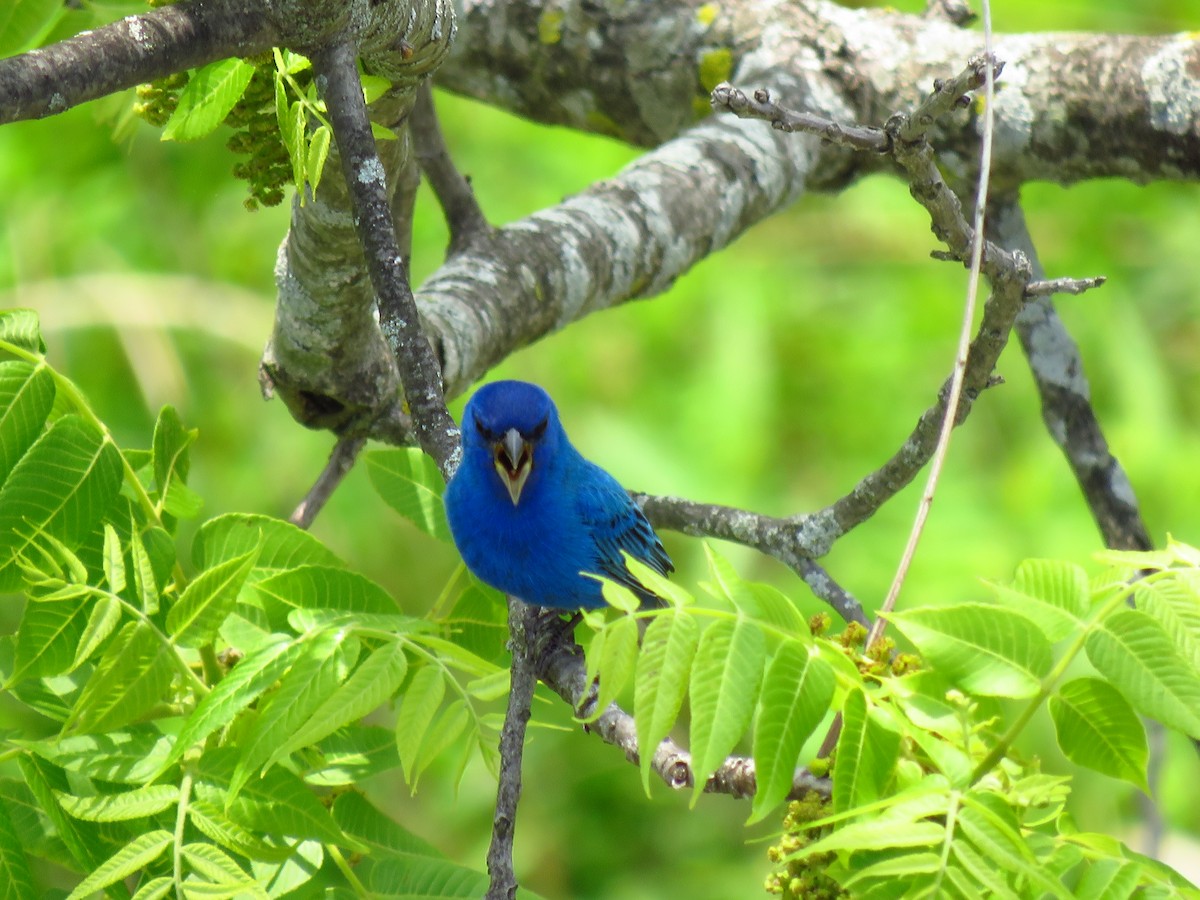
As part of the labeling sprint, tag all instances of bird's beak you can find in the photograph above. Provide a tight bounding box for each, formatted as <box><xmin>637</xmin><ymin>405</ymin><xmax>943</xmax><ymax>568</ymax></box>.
<box><xmin>494</xmin><ymin>428</ymin><xmax>532</xmax><ymax>505</ymax></box>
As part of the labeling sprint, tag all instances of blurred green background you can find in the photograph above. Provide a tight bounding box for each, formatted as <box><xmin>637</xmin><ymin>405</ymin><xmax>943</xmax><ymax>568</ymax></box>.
<box><xmin>2</xmin><ymin>0</ymin><xmax>1199</xmax><ymax>896</ymax></box>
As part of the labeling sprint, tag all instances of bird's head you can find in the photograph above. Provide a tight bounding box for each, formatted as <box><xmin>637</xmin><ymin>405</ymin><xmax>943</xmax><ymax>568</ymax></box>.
<box><xmin>462</xmin><ymin>380</ymin><xmax>561</xmax><ymax>506</ymax></box>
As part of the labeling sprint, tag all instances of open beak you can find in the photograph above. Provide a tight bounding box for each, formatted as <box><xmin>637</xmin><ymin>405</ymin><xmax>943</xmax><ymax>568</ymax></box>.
<box><xmin>493</xmin><ymin>428</ymin><xmax>532</xmax><ymax>505</ymax></box>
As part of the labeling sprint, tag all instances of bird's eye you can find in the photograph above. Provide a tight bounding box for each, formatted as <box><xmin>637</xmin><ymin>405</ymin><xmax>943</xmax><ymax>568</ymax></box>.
<box><xmin>528</xmin><ymin>417</ymin><xmax>548</xmax><ymax>441</ymax></box>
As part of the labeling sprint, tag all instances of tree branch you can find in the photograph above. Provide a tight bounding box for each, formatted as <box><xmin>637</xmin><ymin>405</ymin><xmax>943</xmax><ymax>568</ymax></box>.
<box><xmin>534</xmin><ymin>620</ymin><xmax>832</xmax><ymax>802</ymax></box>
<box><xmin>289</xmin><ymin>434</ymin><xmax>366</xmax><ymax>529</ymax></box>
<box><xmin>485</xmin><ymin>598</ymin><xmax>538</xmax><ymax>900</ymax></box>
<box><xmin>412</xmin><ymin>82</ymin><xmax>492</xmax><ymax>256</ymax></box>
<box><xmin>309</xmin><ymin>35</ymin><xmax>459</xmax><ymax>476</ymax></box>
<box><xmin>0</xmin><ymin>0</ymin><xmax>276</xmax><ymax>125</ymax></box>
<box><xmin>991</xmin><ymin>200</ymin><xmax>1153</xmax><ymax>552</ymax></box>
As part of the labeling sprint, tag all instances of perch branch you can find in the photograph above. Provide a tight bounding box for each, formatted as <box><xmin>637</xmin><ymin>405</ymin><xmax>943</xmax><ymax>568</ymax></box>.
<box><xmin>534</xmin><ymin>620</ymin><xmax>832</xmax><ymax>801</ymax></box>
<box><xmin>485</xmin><ymin>598</ymin><xmax>539</xmax><ymax>900</ymax></box>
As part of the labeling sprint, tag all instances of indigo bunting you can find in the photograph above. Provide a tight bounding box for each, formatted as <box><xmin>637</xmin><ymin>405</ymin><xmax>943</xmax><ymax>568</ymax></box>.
<box><xmin>444</xmin><ymin>380</ymin><xmax>673</xmax><ymax>610</ymax></box>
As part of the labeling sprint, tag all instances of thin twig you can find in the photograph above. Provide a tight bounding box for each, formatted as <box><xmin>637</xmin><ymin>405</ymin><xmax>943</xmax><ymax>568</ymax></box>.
<box><xmin>411</xmin><ymin>81</ymin><xmax>492</xmax><ymax>256</ymax></box>
<box><xmin>869</xmin><ymin>25</ymin><xmax>999</xmax><ymax>649</ymax></box>
<box><xmin>710</xmin><ymin>83</ymin><xmax>890</xmax><ymax>153</ymax></box>
<box><xmin>289</xmin><ymin>434</ymin><xmax>367</xmax><ymax>529</ymax></box>
<box><xmin>485</xmin><ymin>598</ymin><xmax>538</xmax><ymax>900</ymax></box>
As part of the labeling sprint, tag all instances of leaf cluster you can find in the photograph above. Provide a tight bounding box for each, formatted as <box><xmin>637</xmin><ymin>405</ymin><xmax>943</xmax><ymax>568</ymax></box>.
<box><xmin>0</xmin><ymin>310</ymin><xmax>512</xmax><ymax>898</ymax></box>
<box><xmin>582</xmin><ymin>545</ymin><xmax>1200</xmax><ymax>897</ymax></box>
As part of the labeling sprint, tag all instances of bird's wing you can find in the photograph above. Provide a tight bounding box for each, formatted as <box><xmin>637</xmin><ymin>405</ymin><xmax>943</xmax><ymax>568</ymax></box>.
<box><xmin>575</xmin><ymin>464</ymin><xmax>673</xmax><ymax>602</ymax></box>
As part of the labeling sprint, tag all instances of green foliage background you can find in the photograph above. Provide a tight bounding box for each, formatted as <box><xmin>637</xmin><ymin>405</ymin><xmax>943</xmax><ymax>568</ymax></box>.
<box><xmin>1</xmin><ymin>0</ymin><xmax>1199</xmax><ymax>896</ymax></box>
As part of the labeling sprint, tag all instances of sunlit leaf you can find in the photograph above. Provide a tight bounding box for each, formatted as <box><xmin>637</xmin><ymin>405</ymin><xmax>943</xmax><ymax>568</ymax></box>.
<box><xmin>1050</xmin><ymin>677</ymin><xmax>1148</xmax><ymax>790</ymax></box>
<box><xmin>0</xmin><ymin>360</ymin><xmax>54</xmax><ymax>489</ymax></box>
<box><xmin>832</xmin><ymin>688</ymin><xmax>899</xmax><ymax>813</ymax></box>
<box><xmin>63</xmin><ymin>830</ymin><xmax>171</xmax><ymax>900</ymax></box>
<box><xmin>68</xmin><ymin>621</ymin><xmax>174</xmax><ymax>735</ymax></box>
<box><xmin>584</xmin><ymin>614</ymin><xmax>638</xmax><ymax>720</ymax></box>
<box><xmin>0</xmin><ymin>415</ymin><xmax>122</xmax><ymax>591</ymax></box>
<box><xmin>635</xmin><ymin>609</ymin><xmax>699</xmax><ymax>792</ymax></box>
<box><xmin>887</xmin><ymin>603</ymin><xmax>1051</xmax><ymax>698</ymax></box>
<box><xmin>195</xmin><ymin>512</ymin><xmax>345</xmax><ymax>571</ymax></box>
<box><xmin>162</xmin><ymin>58</ymin><xmax>255</xmax><ymax>142</ymax></box>
<box><xmin>750</xmin><ymin>641</ymin><xmax>834</xmax><ymax>822</ymax></box>
<box><xmin>688</xmin><ymin>616</ymin><xmax>766</xmax><ymax>803</ymax></box>
<box><xmin>265</xmin><ymin>639</ymin><xmax>408</xmax><ymax>768</ymax></box>
<box><xmin>1086</xmin><ymin>608</ymin><xmax>1200</xmax><ymax>738</ymax></box>
<box><xmin>366</xmin><ymin>448</ymin><xmax>452</xmax><ymax>542</ymax></box>
<box><xmin>396</xmin><ymin>665</ymin><xmax>445</xmax><ymax>784</ymax></box>
<box><xmin>56</xmin><ymin>783</ymin><xmax>179</xmax><ymax>822</ymax></box>
<box><xmin>167</xmin><ymin>544</ymin><xmax>260</xmax><ymax>648</ymax></box>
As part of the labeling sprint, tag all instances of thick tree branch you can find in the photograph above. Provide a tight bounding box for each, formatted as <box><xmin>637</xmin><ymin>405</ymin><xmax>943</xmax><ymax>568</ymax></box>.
<box><xmin>0</xmin><ymin>0</ymin><xmax>276</xmax><ymax>124</ymax></box>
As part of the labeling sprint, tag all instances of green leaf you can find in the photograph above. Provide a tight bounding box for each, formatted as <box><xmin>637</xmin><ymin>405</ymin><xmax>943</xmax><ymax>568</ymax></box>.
<box><xmin>304</xmin><ymin>725</ymin><xmax>401</xmax><ymax>786</ymax></box>
<box><xmin>101</xmin><ymin>523</ymin><xmax>125</xmax><ymax>593</ymax></box>
<box><xmin>162</xmin><ymin>58</ymin><xmax>256</xmax><ymax>142</ymax></box>
<box><xmin>9</xmin><ymin>593</ymin><xmax>90</xmax><ymax>684</ymax></box>
<box><xmin>634</xmin><ymin>609</ymin><xmax>699</xmax><ymax>792</ymax></box>
<box><xmin>186</xmin><ymin>797</ymin><xmax>292</xmax><ymax>863</ymax></box>
<box><xmin>24</xmin><ymin>726</ymin><xmax>175</xmax><ymax>784</ymax></box>
<box><xmin>1049</xmin><ymin>677</ymin><xmax>1148</xmax><ymax>790</ymax></box>
<box><xmin>63</xmin><ymin>830</ymin><xmax>171</xmax><ymax>900</ymax></box>
<box><xmin>129</xmin><ymin>524</ymin><xmax>161</xmax><ymax>615</ymax></box>
<box><xmin>332</xmin><ymin>791</ymin><xmax>441</xmax><ymax>858</ymax></box>
<box><xmin>887</xmin><ymin>603</ymin><xmax>1051</xmax><ymax>698</ymax></box>
<box><xmin>56</xmin><ymin>783</ymin><xmax>179</xmax><ymax>822</ymax></box>
<box><xmin>167</xmin><ymin>635</ymin><xmax>303</xmax><ymax>767</ymax></box>
<box><xmin>410</xmin><ymin>702</ymin><xmax>471</xmax><ymax>788</ymax></box>
<box><xmin>248</xmin><ymin>838</ymin><xmax>322</xmax><ymax>897</ymax></box>
<box><xmin>228</xmin><ymin>629</ymin><xmax>352</xmax><ymax>798</ymax></box>
<box><xmin>987</xmin><ymin>558</ymin><xmax>1088</xmax><ymax>642</ymax></box>
<box><xmin>0</xmin><ymin>415</ymin><xmax>122</xmax><ymax>591</ymax></box>
<box><xmin>0</xmin><ymin>360</ymin><xmax>55</xmax><ymax>488</ymax></box>
<box><xmin>1135</xmin><ymin>577</ymin><xmax>1200</xmax><ymax>671</ymax></box>
<box><xmin>250</xmin><ymin>565</ymin><xmax>400</xmax><ymax>629</ymax></box>
<box><xmin>151</xmin><ymin>405</ymin><xmax>200</xmax><ymax>518</ymax></box>
<box><xmin>832</xmin><ymin>688</ymin><xmax>900</xmax><ymax>813</ymax></box>
<box><xmin>167</xmin><ymin>544</ymin><xmax>260</xmax><ymax>647</ymax></box>
<box><xmin>264</xmin><ymin>639</ymin><xmax>408</xmax><ymax>769</ymax></box>
<box><xmin>17</xmin><ymin>755</ymin><xmax>109</xmax><ymax>877</ymax></box>
<box><xmin>688</xmin><ymin>616</ymin><xmax>766</xmax><ymax>803</ymax></box>
<box><xmin>195</xmin><ymin>512</ymin><xmax>345</xmax><ymax>571</ymax></box>
<box><xmin>0</xmin><ymin>0</ymin><xmax>65</xmax><ymax>57</ymax></box>
<box><xmin>0</xmin><ymin>309</ymin><xmax>44</xmax><ymax>354</ymax></box>
<box><xmin>68</xmin><ymin>621</ymin><xmax>175</xmax><ymax>735</ymax></box>
<box><xmin>367</xmin><ymin>448</ymin><xmax>452</xmax><ymax>542</ymax></box>
<box><xmin>958</xmin><ymin>792</ymin><xmax>1071</xmax><ymax>899</ymax></box>
<box><xmin>1085</xmin><ymin>608</ymin><xmax>1200</xmax><ymax>737</ymax></box>
<box><xmin>396</xmin><ymin>666</ymin><xmax>445</xmax><ymax>783</ymax></box>
<box><xmin>585</xmin><ymin>614</ymin><xmax>638</xmax><ymax>720</ymax></box>
<box><xmin>703</xmin><ymin>544</ymin><xmax>807</xmax><ymax>633</ymax></box>
<box><xmin>196</xmin><ymin>750</ymin><xmax>362</xmax><ymax>850</ymax></box>
<box><xmin>367</xmin><ymin>856</ymin><xmax>492</xmax><ymax>898</ymax></box>
<box><xmin>749</xmin><ymin>641</ymin><xmax>834</xmax><ymax>822</ymax></box>
<box><xmin>306</xmin><ymin>124</ymin><xmax>332</xmax><ymax>195</ymax></box>
<box><xmin>129</xmin><ymin>877</ymin><xmax>172</xmax><ymax>900</ymax></box>
<box><xmin>181</xmin><ymin>843</ymin><xmax>267</xmax><ymax>898</ymax></box>
<box><xmin>69</xmin><ymin>593</ymin><xmax>122</xmax><ymax>672</ymax></box>
<box><xmin>1073</xmin><ymin>858</ymin><xmax>1142</xmax><ymax>900</ymax></box>
<box><xmin>0</xmin><ymin>793</ymin><xmax>37</xmax><ymax>900</ymax></box>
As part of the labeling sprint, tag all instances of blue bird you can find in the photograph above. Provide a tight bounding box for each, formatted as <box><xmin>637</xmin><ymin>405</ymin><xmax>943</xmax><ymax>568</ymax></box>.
<box><xmin>444</xmin><ymin>380</ymin><xmax>673</xmax><ymax>610</ymax></box>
